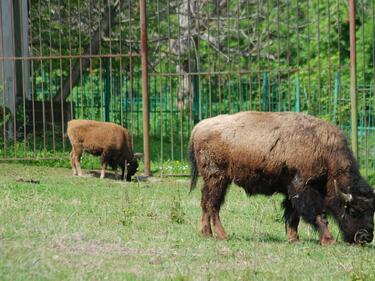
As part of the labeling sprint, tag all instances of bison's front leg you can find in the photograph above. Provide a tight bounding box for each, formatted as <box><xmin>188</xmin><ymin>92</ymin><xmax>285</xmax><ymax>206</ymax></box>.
<box><xmin>203</xmin><ymin>177</ymin><xmax>230</xmax><ymax>240</ymax></box>
<box><xmin>315</xmin><ymin>214</ymin><xmax>335</xmax><ymax>246</ymax></box>
<box><xmin>289</xmin><ymin>179</ymin><xmax>335</xmax><ymax>246</ymax></box>
<box><xmin>120</xmin><ymin>164</ymin><xmax>126</xmax><ymax>181</ymax></box>
<box><xmin>100</xmin><ymin>154</ymin><xmax>108</xmax><ymax>179</ymax></box>
<box><xmin>282</xmin><ymin>198</ymin><xmax>300</xmax><ymax>243</ymax></box>
<box><xmin>100</xmin><ymin>163</ymin><xmax>107</xmax><ymax>179</ymax></box>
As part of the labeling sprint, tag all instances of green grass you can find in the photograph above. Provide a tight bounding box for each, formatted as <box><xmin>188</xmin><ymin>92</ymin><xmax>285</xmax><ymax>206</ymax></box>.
<box><xmin>0</xmin><ymin>163</ymin><xmax>375</xmax><ymax>281</ymax></box>
<box><xmin>0</xmin><ymin>147</ymin><xmax>191</xmax><ymax>176</ymax></box>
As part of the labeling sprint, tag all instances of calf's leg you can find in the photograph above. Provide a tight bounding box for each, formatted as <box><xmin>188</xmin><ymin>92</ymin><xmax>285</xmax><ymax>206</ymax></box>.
<box><xmin>100</xmin><ymin>163</ymin><xmax>107</xmax><ymax>179</ymax></box>
<box><xmin>70</xmin><ymin>149</ymin><xmax>77</xmax><ymax>176</ymax></box>
<box><xmin>121</xmin><ymin>160</ymin><xmax>128</xmax><ymax>181</ymax></box>
<box><xmin>100</xmin><ymin>154</ymin><xmax>107</xmax><ymax>179</ymax></box>
<box><xmin>72</xmin><ymin>147</ymin><xmax>83</xmax><ymax>177</ymax></box>
<box><xmin>203</xmin><ymin>177</ymin><xmax>230</xmax><ymax>240</ymax></box>
<box><xmin>121</xmin><ymin>164</ymin><xmax>126</xmax><ymax>181</ymax></box>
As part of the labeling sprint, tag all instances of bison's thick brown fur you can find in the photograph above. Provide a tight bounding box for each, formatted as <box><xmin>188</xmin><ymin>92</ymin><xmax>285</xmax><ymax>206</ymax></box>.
<box><xmin>189</xmin><ymin>111</ymin><xmax>375</xmax><ymax>245</ymax></box>
<box><xmin>67</xmin><ymin>120</ymin><xmax>138</xmax><ymax>181</ymax></box>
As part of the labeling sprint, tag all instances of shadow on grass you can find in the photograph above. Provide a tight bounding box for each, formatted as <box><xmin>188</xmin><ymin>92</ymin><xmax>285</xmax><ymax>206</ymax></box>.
<box><xmin>87</xmin><ymin>170</ymin><xmax>151</xmax><ymax>183</ymax></box>
<box><xmin>228</xmin><ymin>232</ymin><xmax>375</xmax><ymax>248</ymax></box>
<box><xmin>88</xmin><ymin>170</ymin><xmax>122</xmax><ymax>181</ymax></box>
<box><xmin>228</xmin><ymin>232</ymin><xmax>319</xmax><ymax>245</ymax></box>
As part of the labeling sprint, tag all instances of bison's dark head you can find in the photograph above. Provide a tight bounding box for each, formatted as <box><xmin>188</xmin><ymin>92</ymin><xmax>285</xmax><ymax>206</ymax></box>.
<box><xmin>334</xmin><ymin>179</ymin><xmax>375</xmax><ymax>244</ymax></box>
<box><xmin>120</xmin><ymin>157</ymin><xmax>138</xmax><ymax>182</ymax></box>
<box><xmin>126</xmin><ymin>157</ymin><xmax>139</xmax><ymax>182</ymax></box>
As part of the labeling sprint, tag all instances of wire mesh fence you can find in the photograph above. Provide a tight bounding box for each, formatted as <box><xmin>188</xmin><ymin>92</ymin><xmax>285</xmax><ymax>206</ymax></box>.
<box><xmin>0</xmin><ymin>0</ymin><xmax>374</xmax><ymax>176</ymax></box>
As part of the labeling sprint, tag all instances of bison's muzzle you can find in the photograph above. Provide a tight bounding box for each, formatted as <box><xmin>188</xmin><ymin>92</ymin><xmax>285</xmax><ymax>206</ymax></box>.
<box><xmin>354</xmin><ymin>229</ymin><xmax>373</xmax><ymax>244</ymax></box>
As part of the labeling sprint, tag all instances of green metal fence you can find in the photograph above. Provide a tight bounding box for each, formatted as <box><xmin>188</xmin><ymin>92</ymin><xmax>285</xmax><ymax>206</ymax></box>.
<box><xmin>0</xmin><ymin>0</ymin><xmax>374</xmax><ymax>176</ymax></box>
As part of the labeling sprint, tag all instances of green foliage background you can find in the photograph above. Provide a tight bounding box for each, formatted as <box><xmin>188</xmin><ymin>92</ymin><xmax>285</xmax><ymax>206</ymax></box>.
<box><xmin>1</xmin><ymin>0</ymin><xmax>374</xmax><ymax>173</ymax></box>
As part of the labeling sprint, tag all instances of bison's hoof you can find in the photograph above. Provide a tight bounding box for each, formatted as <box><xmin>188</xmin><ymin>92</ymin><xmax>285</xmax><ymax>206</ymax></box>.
<box><xmin>288</xmin><ymin>237</ymin><xmax>300</xmax><ymax>243</ymax></box>
<box><xmin>200</xmin><ymin>231</ymin><xmax>213</xmax><ymax>237</ymax></box>
<box><xmin>215</xmin><ymin>233</ymin><xmax>229</xmax><ymax>240</ymax></box>
<box><xmin>200</xmin><ymin>231</ymin><xmax>213</xmax><ymax>238</ymax></box>
<box><xmin>320</xmin><ymin>237</ymin><xmax>336</xmax><ymax>246</ymax></box>
<box><xmin>287</xmin><ymin>229</ymin><xmax>299</xmax><ymax>243</ymax></box>
<box><xmin>200</xmin><ymin>227</ymin><xmax>213</xmax><ymax>238</ymax></box>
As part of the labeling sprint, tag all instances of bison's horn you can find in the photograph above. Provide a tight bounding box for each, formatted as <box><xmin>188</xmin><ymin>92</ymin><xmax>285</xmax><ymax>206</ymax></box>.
<box><xmin>334</xmin><ymin>180</ymin><xmax>353</xmax><ymax>203</ymax></box>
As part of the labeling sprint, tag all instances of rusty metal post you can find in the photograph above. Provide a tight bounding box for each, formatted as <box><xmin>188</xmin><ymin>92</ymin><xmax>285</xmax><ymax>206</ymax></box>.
<box><xmin>140</xmin><ymin>0</ymin><xmax>150</xmax><ymax>176</ymax></box>
<box><xmin>349</xmin><ymin>0</ymin><xmax>358</xmax><ymax>159</ymax></box>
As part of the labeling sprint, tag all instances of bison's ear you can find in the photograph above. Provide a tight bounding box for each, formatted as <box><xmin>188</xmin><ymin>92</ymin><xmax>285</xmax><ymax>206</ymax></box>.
<box><xmin>334</xmin><ymin>180</ymin><xmax>353</xmax><ymax>203</ymax></box>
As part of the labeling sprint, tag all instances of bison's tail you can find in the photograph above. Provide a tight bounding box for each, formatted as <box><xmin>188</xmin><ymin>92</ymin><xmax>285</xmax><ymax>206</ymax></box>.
<box><xmin>188</xmin><ymin>140</ymin><xmax>198</xmax><ymax>193</ymax></box>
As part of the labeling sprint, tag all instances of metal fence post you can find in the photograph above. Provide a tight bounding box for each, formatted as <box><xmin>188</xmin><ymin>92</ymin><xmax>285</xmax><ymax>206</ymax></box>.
<box><xmin>349</xmin><ymin>0</ymin><xmax>358</xmax><ymax>159</ymax></box>
<box><xmin>104</xmin><ymin>58</ymin><xmax>110</xmax><ymax>122</ymax></box>
<box><xmin>140</xmin><ymin>0</ymin><xmax>150</xmax><ymax>176</ymax></box>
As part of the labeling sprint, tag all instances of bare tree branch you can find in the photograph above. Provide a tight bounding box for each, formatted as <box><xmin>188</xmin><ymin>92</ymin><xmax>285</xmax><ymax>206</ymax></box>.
<box><xmin>53</xmin><ymin>0</ymin><xmax>120</xmax><ymax>102</ymax></box>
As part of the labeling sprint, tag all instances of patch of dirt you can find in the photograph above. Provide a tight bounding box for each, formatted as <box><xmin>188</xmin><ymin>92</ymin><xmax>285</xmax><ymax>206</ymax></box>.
<box><xmin>51</xmin><ymin>234</ymin><xmax>161</xmax><ymax>257</ymax></box>
<box><xmin>15</xmin><ymin>177</ymin><xmax>40</xmax><ymax>184</ymax></box>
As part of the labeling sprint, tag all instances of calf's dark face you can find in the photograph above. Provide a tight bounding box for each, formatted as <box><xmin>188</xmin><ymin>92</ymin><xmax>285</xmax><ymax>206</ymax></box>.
<box><xmin>126</xmin><ymin>158</ymin><xmax>138</xmax><ymax>181</ymax></box>
<box><xmin>336</xmin><ymin>181</ymin><xmax>375</xmax><ymax>244</ymax></box>
<box><xmin>120</xmin><ymin>159</ymin><xmax>138</xmax><ymax>181</ymax></box>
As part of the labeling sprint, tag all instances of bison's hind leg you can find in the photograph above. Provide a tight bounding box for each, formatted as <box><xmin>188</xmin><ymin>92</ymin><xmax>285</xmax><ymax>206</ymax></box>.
<box><xmin>200</xmin><ymin>182</ymin><xmax>213</xmax><ymax>238</ymax></box>
<box><xmin>70</xmin><ymin>150</ymin><xmax>77</xmax><ymax>176</ymax></box>
<box><xmin>201</xmin><ymin>177</ymin><xmax>230</xmax><ymax>240</ymax></box>
<box><xmin>71</xmin><ymin>146</ymin><xmax>83</xmax><ymax>176</ymax></box>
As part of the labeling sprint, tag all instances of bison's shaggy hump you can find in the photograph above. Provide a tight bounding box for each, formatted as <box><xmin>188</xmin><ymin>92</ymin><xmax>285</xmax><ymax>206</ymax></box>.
<box><xmin>67</xmin><ymin>119</ymin><xmax>138</xmax><ymax>181</ymax></box>
<box><xmin>189</xmin><ymin>111</ymin><xmax>374</xmax><ymax>245</ymax></box>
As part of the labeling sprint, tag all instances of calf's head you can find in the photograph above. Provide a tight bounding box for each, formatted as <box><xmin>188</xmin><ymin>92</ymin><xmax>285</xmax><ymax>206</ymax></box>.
<box><xmin>334</xmin><ymin>179</ymin><xmax>375</xmax><ymax>244</ymax></box>
<box><xmin>126</xmin><ymin>157</ymin><xmax>138</xmax><ymax>181</ymax></box>
<box><xmin>120</xmin><ymin>156</ymin><xmax>138</xmax><ymax>182</ymax></box>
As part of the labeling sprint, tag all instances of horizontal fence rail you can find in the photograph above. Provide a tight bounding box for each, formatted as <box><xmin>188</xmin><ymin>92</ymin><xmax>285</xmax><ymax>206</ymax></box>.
<box><xmin>0</xmin><ymin>0</ymin><xmax>374</xmax><ymax>177</ymax></box>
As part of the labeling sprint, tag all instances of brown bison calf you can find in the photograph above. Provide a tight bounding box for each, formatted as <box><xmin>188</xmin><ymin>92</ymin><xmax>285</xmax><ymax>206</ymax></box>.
<box><xmin>189</xmin><ymin>111</ymin><xmax>375</xmax><ymax>245</ymax></box>
<box><xmin>67</xmin><ymin>120</ymin><xmax>138</xmax><ymax>181</ymax></box>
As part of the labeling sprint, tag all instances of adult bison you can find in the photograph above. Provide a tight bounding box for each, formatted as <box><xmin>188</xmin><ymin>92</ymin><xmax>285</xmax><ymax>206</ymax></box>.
<box><xmin>189</xmin><ymin>111</ymin><xmax>374</xmax><ymax>245</ymax></box>
<box><xmin>67</xmin><ymin>120</ymin><xmax>138</xmax><ymax>181</ymax></box>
